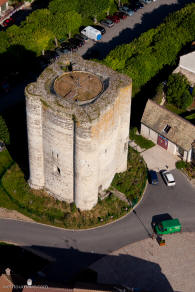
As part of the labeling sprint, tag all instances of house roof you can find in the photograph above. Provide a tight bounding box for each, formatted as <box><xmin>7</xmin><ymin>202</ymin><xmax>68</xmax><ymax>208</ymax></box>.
<box><xmin>0</xmin><ymin>0</ymin><xmax>8</xmax><ymax>6</ymax></box>
<box><xmin>0</xmin><ymin>274</ymin><xmax>13</xmax><ymax>292</ymax></box>
<box><xmin>179</xmin><ymin>51</ymin><xmax>195</xmax><ymax>74</ymax></box>
<box><xmin>141</xmin><ymin>99</ymin><xmax>195</xmax><ymax>151</ymax></box>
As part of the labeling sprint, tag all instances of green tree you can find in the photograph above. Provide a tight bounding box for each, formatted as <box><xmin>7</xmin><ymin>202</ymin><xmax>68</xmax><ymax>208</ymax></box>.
<box><xmin>49</xmin><ymin>0</ymin><xmax>79</xmax><ymax>14</ymax></box>
<box><xmin>166</xmin><ymin>73</ymin><xmax>189</xmax><ymax>108</ymax></box>
<box><xmin>0</xmin><ymin>115</ymin><xmax>10</xmax><ymax>145</ymax></box>
<box><xmin>80</xmin><ymin>0</ymin><xmax>109</xmax><ymax>23</ymax></box>
<box><xmin>64</xmin><ymin>11</ymin><xmax>82</xmax><ymax>38</ymax></box>
<box><xmin>180</xmin><ymin>90</ymin><xmax>193</xmax><ymax>109</ymax></box>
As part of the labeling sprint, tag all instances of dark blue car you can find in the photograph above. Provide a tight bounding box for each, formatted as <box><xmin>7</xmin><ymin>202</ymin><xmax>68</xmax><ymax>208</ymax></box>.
<box><xmin>148</xmin><ymin>170</ymin><xmax>159</xmax><ymax>185</ymax></box>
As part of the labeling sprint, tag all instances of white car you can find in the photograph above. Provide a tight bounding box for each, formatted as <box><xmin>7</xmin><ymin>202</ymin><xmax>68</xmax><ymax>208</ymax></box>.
<box><xmin>161</xmin><ymin>170</ymin><xmax>176</xmax><ymax>186</ymax></box>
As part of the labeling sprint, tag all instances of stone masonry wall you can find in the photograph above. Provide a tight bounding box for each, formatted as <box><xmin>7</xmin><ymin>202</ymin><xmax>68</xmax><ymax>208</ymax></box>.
<box><xmin>25</xmin><ymin>54</ymin><xmax>132</xmax><ymax>210</ymax></box>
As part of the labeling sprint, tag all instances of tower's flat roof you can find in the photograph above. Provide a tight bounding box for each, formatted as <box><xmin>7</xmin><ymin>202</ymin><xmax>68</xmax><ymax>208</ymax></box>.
<box><xmin>54</xmin><ymin>71</ymin><xmax>103</xmax><ymax>102</ymax></box>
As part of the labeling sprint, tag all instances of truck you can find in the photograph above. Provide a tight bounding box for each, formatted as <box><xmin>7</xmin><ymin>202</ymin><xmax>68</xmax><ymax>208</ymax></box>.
<box><xmin>81</xmin><ymin>26</ymin><xmax>102</xmax><ymax>41</ymax></box>
<box><xmin>154</xmin><ymin>218</ymin><xmax>181</xmax><ymax>235</ymax></box>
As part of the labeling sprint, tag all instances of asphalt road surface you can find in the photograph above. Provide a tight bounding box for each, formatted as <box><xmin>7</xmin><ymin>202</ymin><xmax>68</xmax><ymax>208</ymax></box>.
<box><xmin>0</xmin><ymin>170</ymin><xmax>194</xmax><ymax>283</ymax></box>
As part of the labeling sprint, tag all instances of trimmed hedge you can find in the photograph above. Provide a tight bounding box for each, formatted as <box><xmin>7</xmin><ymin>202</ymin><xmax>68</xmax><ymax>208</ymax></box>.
<box><xmin>103</xmin><ymin>3</ymin><xmax>195</xmax><ymax>95</ymax></box>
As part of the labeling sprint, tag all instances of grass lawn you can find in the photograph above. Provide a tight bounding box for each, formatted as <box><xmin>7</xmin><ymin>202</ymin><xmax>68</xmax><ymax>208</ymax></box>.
<box><xmin>0</xmin><ymin>147</ymin><xmax>147</xmax><ymax>229</ymax></box>
<box><xmin>185</xmin><ymin>113</ymin><xmax>195</xmax><ymax>120</ymax></box>
<box><xmin>130</xmin><ymin>128</ymin><xmax>155</xmax><ymax>150</ymax></box>
<box><xmin>0</xmin><ymin>150</ymin><xmax>131</xmax><ymax>229</ymax></box>
<box><xmin>111</xmin><ymin>147</ymin><xmax>147</xmax><ymax>203</ymax></box>
<box><xmin>0</xmin><ymin>242</ymin><xmax>48</xmax><ymax>279</ymax></box>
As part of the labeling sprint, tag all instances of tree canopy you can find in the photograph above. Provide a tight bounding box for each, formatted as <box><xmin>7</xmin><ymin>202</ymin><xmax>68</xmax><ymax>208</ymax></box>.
<box><xmin>166</xmin><ymin>73</ymin><xmax>193</xmax><ymax>109</ymax></box>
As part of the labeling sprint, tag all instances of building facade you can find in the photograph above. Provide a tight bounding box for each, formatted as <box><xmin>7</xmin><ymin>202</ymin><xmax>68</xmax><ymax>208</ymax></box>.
<box><xmin>141</xmin><ymin>100</ymin><xmax>195</xmax><ymax>162</ymax></box>
<box><xmin>25</xmin><ymin>54</ymin><xmax>132</xmax><ymax>210</ymax></box>
<box><xmin>0</xmin><ymin>0</ymin><xmax>8</xmax><ymax>16</ymax></box>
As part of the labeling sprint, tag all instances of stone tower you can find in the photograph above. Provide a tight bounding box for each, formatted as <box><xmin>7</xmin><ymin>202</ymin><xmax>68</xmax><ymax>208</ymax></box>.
<box><xmin>25</xmin><ymin>54</ymin><xmax>132</xmax><ymax>210</ymax></box>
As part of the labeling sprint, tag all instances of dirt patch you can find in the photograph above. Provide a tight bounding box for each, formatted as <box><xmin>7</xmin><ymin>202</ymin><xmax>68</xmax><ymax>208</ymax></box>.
<box><xmin>0</xmin><ymin>207</ymin><xmax>34</xmax><ymax>222</ymax></box>
<box><xmin>54</xmin><ymin>71</ymin><xmax>103</xmax><ymax>101</ymax></box>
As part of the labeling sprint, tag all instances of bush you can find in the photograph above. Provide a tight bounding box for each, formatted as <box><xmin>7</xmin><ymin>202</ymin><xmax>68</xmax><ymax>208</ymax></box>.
<box><xmin>166</xmin><ymin>73</ymin><xmax>192</xmax><ymax>109</ymax></box>
<box><xmin>0</xmin><ymin>115</ymin><xmax>10</xmax><ymax>145</ymax></box>
<box><xmin>180</xmin><ymin>90</ymin><xmax>193</xmax><ymax>109</ymax></box>
<box><xmin>176</xmin><ymin>160</ymin><xmax>187</xmax><ymax>169</ymax></box>
<box><xmin>70</xmin><ymin>202</ymin><xmax>77</xmax><ymax>213</ymax></box>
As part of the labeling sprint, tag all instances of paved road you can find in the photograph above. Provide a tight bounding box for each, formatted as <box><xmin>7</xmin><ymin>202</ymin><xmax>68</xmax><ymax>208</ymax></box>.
<box><xmin>0</xmin><ymin>170</ymin><xmax>194</xmax><ymax>282</ymax></box>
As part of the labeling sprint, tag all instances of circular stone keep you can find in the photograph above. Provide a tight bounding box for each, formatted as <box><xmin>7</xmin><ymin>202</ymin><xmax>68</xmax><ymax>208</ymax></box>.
<box><xmin>54</xmin><ymin>71</ymin><xmax>103</xmax><ymax>102</ymax></box>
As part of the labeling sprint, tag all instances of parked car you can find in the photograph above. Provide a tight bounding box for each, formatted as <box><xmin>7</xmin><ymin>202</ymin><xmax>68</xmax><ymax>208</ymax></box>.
<box><xmin>100</xmin><ymin>19</ymin><xmax>114</xmax><ymax>28</ymax></box>
<box><xmin>119</xmin><ymin>6</ymin><xmax>134</xmax><ymax>16</ymax></box>
<box><xmin>74</xmin><ymin>33</ymin><xmax>87</xmax><ymax>42</ymax></box>
<box><xmin>61</xmin><ymin>42</ymin><xmax>78</xmax><ymax>52</ymax></box>
<box><xmin>148</xmin><ymin>170</ymin><xmax>159</xmax><ymax>185</ymax></box>
<box><xmin>160</xmin><ymin>170</ymin><xmax>176</xmax><ymax>186</ymax></box>
<box><xmin>91</xmin><ymin>25</ymin><xmax>106</xmax><ymax>35</ymax></box>
<box><xmin>141</xmin><ymin>0</ymin><xmax>152</xmax><ymax>3</ymax></box>
<box><xmin>154</xmin><ymin>218</ymin><xmax>181</xmax><ymax>235</ymax></box>
<box><xmin>3</xmin><ymin>17</ymin><xmax>14</xmax><ymax>27</ymax></box>
<box><xmin>69</xmin><ymin>38</ymin><xmax>84</xmax><ymax>47</ymax></box>
<box><xmin>113</xmin><ymin>11</ymin><xmax>127</xmax><ymax>19</ymax></box>
<box><xmin>81</xmin><ymin>26</ymin><xmax>102</xmax><ymax>41</ymax></box>
<box><xmin>55</xmin><ymin>47</ymin><xmax>70</xmax><ymax>56</ymax></box>
<box><xmin>135</xmin><ymin>1</ymin><xmax>144</xmax><ymax>9</ymax></box>
<box><xmin>106</xmin><ymin>15</ymin><xmax>120</xmax><ymax>23</ymax></box>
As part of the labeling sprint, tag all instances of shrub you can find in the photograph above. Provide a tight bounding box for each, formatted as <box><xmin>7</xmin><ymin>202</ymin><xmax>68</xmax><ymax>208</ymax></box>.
<box><xmin>70</xmin><ymin>202</ymin><xmax>77</xmax><ymax>213</ymax></box>
<box><xmin>0</xmin><ymin>115</ymin><xmax>10</xmax><ymax>145</ymax></box>
<box><xmin>166</xmin><ymin>73</ymin><xmax>191</xmax><ymax>109</ymax></box>
<box><xmin>180</xmin><ymin>90</ymin><xmax>193</xmax><ymax>109</ymax></box>
<box><xmin>176</xmin><ymin>160</ymin><xmax>187</xmax><ymax>169</ymax></box>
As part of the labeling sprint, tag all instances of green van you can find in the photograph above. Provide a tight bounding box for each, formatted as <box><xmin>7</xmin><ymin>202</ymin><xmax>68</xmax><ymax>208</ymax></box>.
<box><xmin>155</xmin><ymin>218</ymin><xmax>181</xmax><ymax>235</ymax></box>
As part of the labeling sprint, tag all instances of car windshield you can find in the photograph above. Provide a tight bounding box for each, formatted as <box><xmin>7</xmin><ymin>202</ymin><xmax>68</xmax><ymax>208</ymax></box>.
<box><xmin>166</xmin><ymin>173</ymin><xmax>175</xmax><ymax>183</ymax></box>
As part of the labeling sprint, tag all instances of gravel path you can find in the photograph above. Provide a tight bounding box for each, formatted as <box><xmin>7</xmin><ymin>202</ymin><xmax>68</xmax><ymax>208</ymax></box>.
<box><xmin>0</xmin><ymin>208</ymin><xmax>34</xmax><ymax>222</ymax></box>
<box><xmin>90</xmin><ymin>232</ymin><xmax>195</xmax><ymax>292</ymax></box>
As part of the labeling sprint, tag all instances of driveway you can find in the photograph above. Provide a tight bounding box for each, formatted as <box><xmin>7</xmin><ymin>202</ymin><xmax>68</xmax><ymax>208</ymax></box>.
<box><xmin>141</xmin><ymin>144</ymin><xmax>179</xmax><ymax>171</ymax></box>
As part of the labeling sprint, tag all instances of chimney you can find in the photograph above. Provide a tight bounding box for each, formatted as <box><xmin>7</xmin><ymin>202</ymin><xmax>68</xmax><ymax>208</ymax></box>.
<box><xmin>5</xmin><ymin>268</ymin><xmax>11</xmax><ymax>276</ymax></box>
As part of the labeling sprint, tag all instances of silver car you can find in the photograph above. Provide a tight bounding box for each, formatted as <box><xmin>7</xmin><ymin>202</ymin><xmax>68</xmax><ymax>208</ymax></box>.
<box><xmin>119</xmin><ymin>6</ymin><xmax>134</xmax><ymax>16</ymax></box>
<box><xmin>161</xmin><ymin>170</ymin><xmax>176</xmax><ymax>186</ymax></box>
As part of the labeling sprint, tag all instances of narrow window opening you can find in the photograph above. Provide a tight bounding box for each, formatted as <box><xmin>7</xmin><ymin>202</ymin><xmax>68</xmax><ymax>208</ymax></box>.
<box><xmin>57</xmin><ymin>167</ymin><xmax>60</xmax><ymax>175</ymax></box>
<box><xmin>163</xmin><ymin>125</ymin><xmax>171</xmax><ymax>134</ymax></box>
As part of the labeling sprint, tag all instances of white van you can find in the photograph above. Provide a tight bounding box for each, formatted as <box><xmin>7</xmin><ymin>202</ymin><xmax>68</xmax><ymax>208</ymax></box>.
<box><xmin>81</xmin><ymin>26</ymin><xmax>102</xmax><ymax>41</ymax></box>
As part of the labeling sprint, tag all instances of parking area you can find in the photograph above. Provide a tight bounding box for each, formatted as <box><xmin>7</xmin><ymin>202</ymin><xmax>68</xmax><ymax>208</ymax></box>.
<box><xmin>141</xmin><ymin>144</ymin><xmax>179</xmax><ymax>171</ymax></box>
<box><xmin>77</xmin><ymin>0</ymin><xmax>191</xmax><ymax>59</ymax></box>
<box><xmin>90</xmin><ymin>232</ymin><xmax>195</xmax><ymax>292</ymax></box>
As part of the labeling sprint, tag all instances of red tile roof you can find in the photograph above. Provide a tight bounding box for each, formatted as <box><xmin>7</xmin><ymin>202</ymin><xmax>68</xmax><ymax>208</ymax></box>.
<box><xmin>0</xmin><ymin>0</ymin><xmax>8</xmax><ymax>6</ymax></box>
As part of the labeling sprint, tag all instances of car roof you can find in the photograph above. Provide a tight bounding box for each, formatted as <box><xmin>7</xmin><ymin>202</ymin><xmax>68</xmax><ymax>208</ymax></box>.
<box><xmin>164</xmin><ymin>172</ymin><xmax>174</xmax><ymax>182</ymax></box>
<box><xmin>162</xmin><ymin>219</ymin><xmax>181</xmax><ymax>228</ymax></box>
